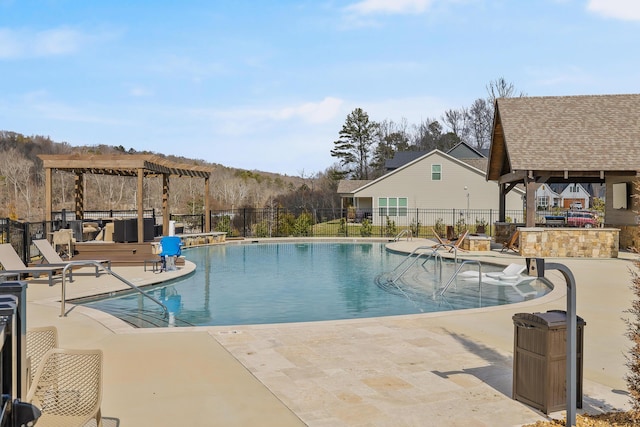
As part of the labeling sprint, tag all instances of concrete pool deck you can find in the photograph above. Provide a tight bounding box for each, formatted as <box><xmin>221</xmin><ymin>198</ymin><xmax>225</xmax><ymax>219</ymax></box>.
<box><xmin>19</xmin><ymin>238</ymin><xmax>638</xmax><ymax>426</ymax></box>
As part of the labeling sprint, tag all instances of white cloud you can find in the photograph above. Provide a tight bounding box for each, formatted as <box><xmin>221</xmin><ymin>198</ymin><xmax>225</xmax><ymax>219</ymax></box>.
<box><xmin>0</xmin><ymin>27</ymin><xmax>85</xmax><ymax>59</ymax></box>
<box><xmin>274</xmin><ymin>97</ymin><xmax>344</xmax><ymax>124</ymax></box>
<box><xmin>345</xmin><ymin>0</ymin><xmax>433</xmax><ymax>15</ymax></box>
<box><xmin>205</xmin><ymin>97</ymin><xmax>345</xmax><ymax>137</ymax></box>
<box><xmin>587</xmin><ymin>0</ymin><xmax>640</xmax><ymax>21</ymax></box>
<box><xmin>525</xmin><ymin>65</ymin><xmax>594</xmax><ymax>88</ymax></box>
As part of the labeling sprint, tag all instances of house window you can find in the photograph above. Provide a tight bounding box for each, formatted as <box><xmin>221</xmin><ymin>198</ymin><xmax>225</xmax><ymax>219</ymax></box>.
<box><xmin>378</xmin><ymin>198</ymin><xmax>387</xmax><ymax>217</ymax></box>
<box><xmin>538</xmin><ymin>195</ymin><xmax>549</xmax><ymax>208</ymax></box>
<box><xmin>431</xmin><ymin>164</ymin><xmax>441</xmax><ymax>181</ymax></box>
<box><xmin>378</xmin><ymin>197</ymin><xmax>408</xmax><ymax>217</ymax></box>
<box><xmin>388</xmin><ymin>198</ymin><xmax>397</xmax><ymax>216</ymax></box>
<box><xmin>398</xmin><ymin>198</ymin><xmax>407</xmax><ymax>216</ymax></box>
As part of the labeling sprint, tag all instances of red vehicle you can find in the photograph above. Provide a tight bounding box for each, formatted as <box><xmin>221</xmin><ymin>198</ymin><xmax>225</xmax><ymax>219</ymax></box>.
<box><xmin>566</xmin><ymin>211</ymin><xmax>597</xmax><ymax>228</ymax></box>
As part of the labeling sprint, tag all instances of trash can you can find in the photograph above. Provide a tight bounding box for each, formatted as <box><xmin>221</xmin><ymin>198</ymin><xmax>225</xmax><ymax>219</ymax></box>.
<box><xmin>512</xmin><ymin>310</ymin><xmax>586</xmax><ymax>414</ymax></box>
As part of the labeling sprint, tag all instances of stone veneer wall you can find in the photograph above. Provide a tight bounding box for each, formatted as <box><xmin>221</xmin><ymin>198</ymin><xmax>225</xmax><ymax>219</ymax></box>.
<box><xmin>519</xmin><ymin>227</ymin><xmax>619</xmax><ymax>258</ymax></box>
<box><xmin>608</xmin><ymin>224</ymin><xmax>639</xmax><ymax>251</ymax></box>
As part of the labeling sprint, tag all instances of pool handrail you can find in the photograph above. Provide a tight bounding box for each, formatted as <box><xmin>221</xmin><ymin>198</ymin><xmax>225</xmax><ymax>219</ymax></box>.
<box><xmin>59</xmin><ymin>261</ymin><xmax>168</xmax><ymax>318</ymax></box>
<box><xmin>439</xmin><ymin>259</ymin><xmax>482</xmax><ymax>297</ymax></box>
<box><xmin>388</xmin><ymin>245</ymin><xmax>437</xmax><ymax>284</ymax></box>
<box><xmin>393</xmin><ymin>229</ymin><xmax>413</xmax><ymax>242</ymax></box>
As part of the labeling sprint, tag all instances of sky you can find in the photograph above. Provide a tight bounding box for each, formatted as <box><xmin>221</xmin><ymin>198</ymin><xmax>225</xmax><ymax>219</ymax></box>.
<box><xmin>1</xmin><ymin>0</ymin><xmax>639</xmax><ymax>176</ymax></box>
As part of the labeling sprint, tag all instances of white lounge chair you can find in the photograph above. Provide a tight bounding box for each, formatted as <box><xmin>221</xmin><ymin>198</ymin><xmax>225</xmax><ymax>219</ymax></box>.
<box><xmin>458</xmin><ymin>263</ymin><xmax>526</xmax><ymax>279</ymax></box>
<box><xmin>476</xmin><ymin>274</ymin><xmax>538</xmax><ymax>298</ymax></box>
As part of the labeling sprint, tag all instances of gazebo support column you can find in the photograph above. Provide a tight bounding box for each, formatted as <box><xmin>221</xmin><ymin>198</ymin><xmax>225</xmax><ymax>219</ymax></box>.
<box><xmin>525</xmin><ymin>177</ymin><xmax>536</xmax><ymax>227</ymax></box>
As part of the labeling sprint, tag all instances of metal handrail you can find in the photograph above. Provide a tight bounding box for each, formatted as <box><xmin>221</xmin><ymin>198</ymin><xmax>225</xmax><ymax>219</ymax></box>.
<box><xmin>387</xmin><ymin>245</ymin><xmax>435</xmax><ymax>283</ymax></box>
<box><xmin>59</xmin><ymin>261</ymin><xmax>168</xmax><ymax>318</ymax></box>
<box><xmin>393</xmin><ymin>229</ymin><xmax>413</xmax><ymax>241</ymax></box>
<box><xmin>439</xmin><ymin>259</ymin><xmax>483</xmax><ymax>297</ymax></box>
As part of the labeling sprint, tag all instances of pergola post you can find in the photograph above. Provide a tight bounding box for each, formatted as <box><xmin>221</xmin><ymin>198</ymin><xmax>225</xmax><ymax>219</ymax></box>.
<box><xmin>204</xmin><ymin>176</ymin><xmax>211</xmax><ymax>233</ymax></box>
<box><xmin>74</xmin><ymin>171</ymin><xmax>84</xmax><ymax>220</ymax></box>
<box><xmin>137</xmin><ymin>168</ymin><xmax>144</xmax><ymax>243</ymax></box>
<box><xmin>163</xmin><ymin>173</ymin><xmax>170</xmax><ymax>236</ymax></box>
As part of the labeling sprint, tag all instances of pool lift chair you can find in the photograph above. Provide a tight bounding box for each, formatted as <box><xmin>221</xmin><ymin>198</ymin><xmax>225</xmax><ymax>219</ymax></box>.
<box><xmin>159</xmin><ymin>236</ymin><xmax>182</xmax><ymax>272</ymax></box>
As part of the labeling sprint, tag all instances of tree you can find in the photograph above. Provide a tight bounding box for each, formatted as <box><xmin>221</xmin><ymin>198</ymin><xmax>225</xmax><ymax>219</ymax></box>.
<box><xmin>370</xmin><ymin>118</ymin><xmax>411</xmax><ymax>177</ymax></box>
<box><xmin>331</xmin><ymin>108</ymin><xmax>378</xmax><ymax>180</ymax></box>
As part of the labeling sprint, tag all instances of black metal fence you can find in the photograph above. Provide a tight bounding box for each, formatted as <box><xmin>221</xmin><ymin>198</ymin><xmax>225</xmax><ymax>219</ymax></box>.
<box><xmin>6</xmin><ymin>206</ymin><xmax>609</xmax><ymax>264</ymax></box>
<box><xmin>171</xmin><ymin>208</ymin><xmax>527</xmax><ymax>239</ymax></box>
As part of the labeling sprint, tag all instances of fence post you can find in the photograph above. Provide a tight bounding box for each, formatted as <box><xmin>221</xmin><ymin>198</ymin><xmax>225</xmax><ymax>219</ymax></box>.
<box><xmin>241</xmin><ymin>208</ymin><xmax>245</xmax><ymax>237</ymax></box>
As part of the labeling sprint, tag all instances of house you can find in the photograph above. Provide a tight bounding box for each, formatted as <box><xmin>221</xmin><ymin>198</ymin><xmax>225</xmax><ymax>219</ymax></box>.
<box><xmin>560</xmin><ymin>183</ymin><xmax>590</xmax><ymax>210</ymax></box>
<box><xmin>338</xmin><ymin>149</ymin><xmax>524</xmax><ymax>227</ymax></box>
<box><xmin>535</xmin><ymin>184</ymin><xmax>562</xmax><ymax>209</ymax></box>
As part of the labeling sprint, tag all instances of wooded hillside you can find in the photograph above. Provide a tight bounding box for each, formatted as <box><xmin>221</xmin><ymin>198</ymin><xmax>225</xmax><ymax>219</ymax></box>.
<box><xmin>0</xmin><ymin>131</ymin><xmax>338</xmax><ymax>221</ymax></box>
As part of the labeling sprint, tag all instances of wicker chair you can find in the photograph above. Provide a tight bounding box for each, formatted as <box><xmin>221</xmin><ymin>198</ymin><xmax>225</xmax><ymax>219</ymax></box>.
<box><xmin>26</xmin><ymin>326</ymin><xmax>58</xmax><ymax>384</ymax></box>
<box><xmin>27</xmin><ymin>348</ymin><xmax>103</xmax><ymax>427</ymax></box>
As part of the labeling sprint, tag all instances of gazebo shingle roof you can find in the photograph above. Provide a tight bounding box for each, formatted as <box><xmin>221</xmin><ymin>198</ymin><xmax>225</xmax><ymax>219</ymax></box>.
<box><xmin>489</xmin><ymin>94</ymin><xmax>640</xmax><ymax>181</ymax></box>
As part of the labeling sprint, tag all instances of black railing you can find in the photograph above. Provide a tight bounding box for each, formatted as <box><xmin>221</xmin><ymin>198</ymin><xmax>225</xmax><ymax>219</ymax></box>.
<box><xmin>8</xmin><ymin>207</ymin><xmax>607</xmax><ymax>265</ymax></box>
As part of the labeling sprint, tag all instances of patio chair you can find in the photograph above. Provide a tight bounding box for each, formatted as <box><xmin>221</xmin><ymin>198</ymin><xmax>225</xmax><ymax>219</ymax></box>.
<box><xmin>52</xmin><ymin>229</ymin><xmax>75</xmax><ymax>259</ymax></box>
<box><xmin>501</xmin><ymin>229</ymin><xmax>520</xmax><ymax>253</ymax></box>
<box><xmin>449</xmin><ymin>230</ymin><xmax>469</xmax><ymax>252</ymax></box>
<box><xmin>26</xmin><ymin>326</ymin><xmax>58</xmax><ymax>385</ymax></box>
<box><xmin>430</xmin><ymin>228</ymin><xmax>450</xmax><ymax>246</ymax></box>
<box><xmin>27</xmin><ymin>348</ymin><xmax>103</xmax><ymax>427</ymax></box>
<box><xmin>33</xmin><ymin>239</ymin><xmax>111</xmax><ymax>275</ymax></box>
<box><xmin>0</xmin><ymin>243</ymin><xmax>70</xmax><ymax>287</ymax></box>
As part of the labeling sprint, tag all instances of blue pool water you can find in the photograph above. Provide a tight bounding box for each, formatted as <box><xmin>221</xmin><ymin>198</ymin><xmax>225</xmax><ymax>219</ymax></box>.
<box><xmin>80</xmin><ymin>242</ymin><xmax>551</xmax><ymax>328</ymax></box>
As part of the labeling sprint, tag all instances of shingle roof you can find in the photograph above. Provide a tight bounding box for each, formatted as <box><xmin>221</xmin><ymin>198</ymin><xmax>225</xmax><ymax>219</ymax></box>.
<box><xmin>337</xmin><ymin>180</ymin><xmax>371</xmax><ymax>194</ymax></box>
<box><xmin>489</xmin><ymin>94</ymin><xmax>640</xmax><ymax>180</ymax></box>
<box><xmin>384</xmin><ymin>151</ymin><xmax>427</xmax><ymax>170</ymax></box>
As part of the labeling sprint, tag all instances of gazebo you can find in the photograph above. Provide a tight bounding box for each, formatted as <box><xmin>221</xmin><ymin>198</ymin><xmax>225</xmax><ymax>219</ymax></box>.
<box><xmin>487</xmin><ymin>94</ymin><xmax>640</xmax><ymax>255</ymax></box>
<box><xmin>38</xmin><ymin>154</ymin><xmax>213</xmax><ymax>243</ymax></box>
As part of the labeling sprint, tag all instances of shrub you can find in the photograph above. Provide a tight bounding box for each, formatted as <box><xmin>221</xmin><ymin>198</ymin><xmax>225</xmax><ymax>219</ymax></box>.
<box><xmin>360</xmin><ymin>218</ymin><xmax>372</xmax><ymax>237</ymax></box>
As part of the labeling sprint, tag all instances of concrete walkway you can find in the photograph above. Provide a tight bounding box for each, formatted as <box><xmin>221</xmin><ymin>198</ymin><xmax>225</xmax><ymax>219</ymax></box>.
<box><xmin>19</xmin><ymin>239</ymin><xmax>638</xmax><ymax>426</ymax></box>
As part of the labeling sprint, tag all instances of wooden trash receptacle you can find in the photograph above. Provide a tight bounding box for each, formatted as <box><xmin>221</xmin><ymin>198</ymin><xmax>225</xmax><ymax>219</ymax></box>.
<box><xmin>512</xmin><ymin>310</ymin><xmax>585</xmax><ymax>414</ymax></box>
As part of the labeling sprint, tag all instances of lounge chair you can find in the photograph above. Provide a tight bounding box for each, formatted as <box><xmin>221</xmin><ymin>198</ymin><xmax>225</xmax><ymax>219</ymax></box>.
<box><xmin>461</xmin><ymin>267</ymin><xmax>537</xmax><ymax>298</ymax></box>
<box><xmin>431</xmin><ymin>229</ymin><xmax>468</xmax><ymax>252</ymax></box>
<box><xmin>27</xmin><ymin>348</ymin><xmax>103</xmax><ymax>427</ymax></box>
<box><xmin>450</xmin><ymin>230</ymin><xmax>469</xmax><ymax>252</ymax></box>
<box><xmin>476</xmin><ymin>274</ymin><xmax>538</xmax><ymax>298</ymax></box>
<box><xmin>501</xmin><ymin>229</ymin><xmax>520</xmax><ymax>253</ymax></box>
<box><xmin>0</xmin><ymin>243</ymin><xmax>70</xmax><ymax>286</ymax></box>
<box><xmin>33</xmin><ymin>239</ymin><xmax>111</xmax><ymax>274</ymax></box>
<box><xmin>458</xmin><ymin>262</ymin><xmax>526</xmax><ymax>279</ymax></box>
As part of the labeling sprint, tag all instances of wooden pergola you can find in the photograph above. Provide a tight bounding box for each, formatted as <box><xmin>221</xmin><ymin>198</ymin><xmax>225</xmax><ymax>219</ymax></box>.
<box><xmin>38</xmin><ymin>154</ymin><xmax>213</xmax><ymax>243</ymax></box>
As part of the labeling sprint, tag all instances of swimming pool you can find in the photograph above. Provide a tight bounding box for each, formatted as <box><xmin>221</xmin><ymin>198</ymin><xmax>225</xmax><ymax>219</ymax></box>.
<box><xmin>80</xmin><ymin>242</ymin><xmax>552</xmax><ymax>328</ymax></box>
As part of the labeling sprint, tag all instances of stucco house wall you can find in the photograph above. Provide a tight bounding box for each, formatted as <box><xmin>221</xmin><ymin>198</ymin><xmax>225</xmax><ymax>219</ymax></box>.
<box><xmin>350</xmin><ymin>150</ymin><xmax>524</xmax><ymax>223</ymax></box>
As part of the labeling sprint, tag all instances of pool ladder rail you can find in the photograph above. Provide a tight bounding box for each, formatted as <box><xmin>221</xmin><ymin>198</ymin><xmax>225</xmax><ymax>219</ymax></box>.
<box><xmin>58</xmin><ymin>260</ymin><xmax>168</xmax><ymax>318</ymax></box>
<box><xmin>384</xmin><ymin>244</ymin><xmax>484</xmax><ymax>299</ymax></box>
<box><xmin>392</xmin><ymin>229</ymin><xmax>413</xmax><ymax>242</ymax></box>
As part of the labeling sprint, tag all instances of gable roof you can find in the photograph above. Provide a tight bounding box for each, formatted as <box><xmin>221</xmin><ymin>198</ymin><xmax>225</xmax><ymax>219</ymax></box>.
<box><xmin>446</xmin><ymin>141</ymin><xmax>486</xmax><ymax>159</ymax></box>
<box><xmin>341</xmin><ymin>149</ymin><xmax>515</xmax><ymax>195</ymax></box>
<box><xmin>488</xmin><ymin>94</ymin><xmax>640</xmax><ymax>182</ymax></box>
